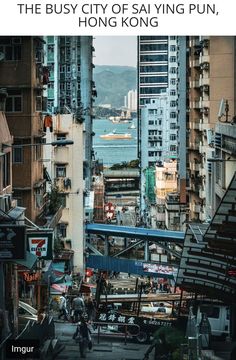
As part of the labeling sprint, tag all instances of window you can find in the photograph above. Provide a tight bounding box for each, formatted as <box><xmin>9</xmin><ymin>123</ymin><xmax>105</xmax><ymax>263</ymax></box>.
<box><xmin>170</xmin><ymin>79</ymin><xmax>176</xmax><ymax>85</ymax></box>
<box><xmin>148</xmin><ymin>109</ymin><xmax>157</xmax><ymax>115</ymax></box>
<box><xmin>5</xmin><ymin>90</ymin><xmax>22</xmax><ymax>112</ymax></box>
<box><xmin>140</xmin><ymin>36</ymin><xmax>168</xmax><ymax>40</ymax></box>
<box><xmin>170</xmin><ymin>134</ymin><xmax>177</xmax><ymax>141</ymax></box>
<box><xmin>56</xmin><ymin>165</ymin><xmax>66</xmax><ymax>177</ymax></box>
<box><xmin>13</xmin><ymin>146</ymin><xmax>23</xmax><ymax>163</ymax></box>
<box><xmin>60</xmin><ymin>65</ymin><xmax>66</xmax><ymax>73</ymax></box>
<box><xmin>34</xmin><ymin>144</ymin><xmax>42</xmax><ymax>161</ymax></box>
<box><xmin>170</xmin><ymin>45</ymin><xmax>176</xmax><ymax>52</ymax></box>
<box><xmin>149</xmin><ymin>130</ymin><xmax>157</xmax><ymax>135</ymax></box>
<box><xmin>199</xmin><ymin>306</ymin><xmax>220</xmax><ymax>319</ymax></box>
<box><xmin>140</xmin><ymin>65</ymin><xmax>168</xmax><ymax>73</ymax></box>
<box><xmin>3</xmin><ymin>153</ymin><xmax>11</xmax><ymax>188</ymax></box>
<box><xmin>170</xmin><ymin>123</ymin><xmax>177</xmax><ymax>129</ymax></box>
<box><xmin>57</xmin><ymin>223</ymin><xmax>67</xmax><ymax>238</ymax></box>
<box><xmin>170</xmin><ymin>145</ymin><xmax>177</xmax><ymax>152</ymax></box>
<box><xmin>170</xmin><ymin>112</ymin><xmax>177</xmax><ymax>118</ymax></box>
<box><xmin>140</xmin><ymin>44</ymin><xmax>168</xmax><ymax>51</ymax></box>
<box><xmin>170</xmin><ymin>56</ymin><xmax>176</xmax><ymax>63</ymax></box>
<box><xmin>140</xmin><ymin>54</ymin><xmax>168</xmax><ymax>62</ymax></box>
<box><xmin>170</xmin><ymin>90</ymin><xmax>176</xmax><ymax>96</ymax></box>
<box><xmin>0</xmin><ymin>37</ymin><xmax>22</xmax><ymax>61</ymax></box>
<box><xmin>170</xmin><ymin>67</ymin><xmax>177</xmax><ymax>74</ymax></box>
<box><xmin>140</xmin><ymin>87</ymin><xmax>167</xmax><ymax>95</ymax></box>
<box><xmin>36</xmin><ymin>96</ymin><xmax>42</xmax><ymax>111</ymax></box>
<box><xmin>140</xmin><ymin>76</ymin><xmax>168</xmax><ymax>84</ymax></box>
<box><xmin>170</xmin><ymin>101</ymin><xmax>176</xmax><ymax>107</ymax></box>
<box><xmin>56</xmin><ymin>133</ymin><xmax>67</xmax><ymax>141</ymax></box>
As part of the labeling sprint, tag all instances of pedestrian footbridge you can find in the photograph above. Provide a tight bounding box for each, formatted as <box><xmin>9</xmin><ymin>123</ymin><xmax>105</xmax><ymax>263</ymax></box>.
<box><xmin>85</xmin><ymin>223</ymin><xmax>185</xmax><ymax>278</ymax></box>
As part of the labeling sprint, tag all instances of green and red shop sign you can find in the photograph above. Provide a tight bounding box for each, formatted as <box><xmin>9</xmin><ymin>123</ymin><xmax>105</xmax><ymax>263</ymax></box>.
<box><xmin>27</xmin><ymin>230</ymin><xmax>53</xmax><ymax>259</ymax></box>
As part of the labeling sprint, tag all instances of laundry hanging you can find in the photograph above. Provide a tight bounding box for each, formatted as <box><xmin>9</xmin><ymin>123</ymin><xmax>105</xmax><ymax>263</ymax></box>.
<box><xmin>44</xmin><ymin>114</ymin><xmax>53</xmax><ymax>132</ymax></box>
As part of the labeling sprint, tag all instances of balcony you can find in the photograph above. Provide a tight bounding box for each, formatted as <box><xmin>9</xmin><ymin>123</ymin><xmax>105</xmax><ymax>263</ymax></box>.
<box><xmin>189</xmin><ymin>121</ymin><xmax>200</xmax><ymax>130</ymax></box>
<box><xmin>189</xmin><ymin>141</ymin><xmax>200</xmax><ymax>150</ymax></box>
<box><xmin>199</xmin><ymin>188</ymin><xmax>206</xmax><ymax>199</ymax></box>
<box><xmin>200</xmin><ymin>62</ymin><xmax>210</xmax><ymax>71</ymax></box>
<box><xmin>45</xmin><ymin>205</ymin><xmax>63</xmax><ymax>228</ymax></box>
<box><xmin>192</xmin><ymin>59</ymin><xmax>200</xmax><ymax>68</ymax></box>
<box><xmin>199</xmin><ymin>77</ymin><xmax>209</xmax><ymax>86</ymax></box>
<box><xmin>190</xmin><ymin>80</ymin><xmax>200</xmax><ymax>88</ymax></box>
<box><xmin>190</xmin><ymin>162</ymin><xmax>200</xmax><ymax>172</ymax></box>
<box><xmin>192</xmin><ymin>100</ymin><xmax>200</xmax><ymax>109</ymax></box>
<box><xmin>190</xmin><ymin>203</ymin><xmax>201</xmax><ymax>213</ymax></box>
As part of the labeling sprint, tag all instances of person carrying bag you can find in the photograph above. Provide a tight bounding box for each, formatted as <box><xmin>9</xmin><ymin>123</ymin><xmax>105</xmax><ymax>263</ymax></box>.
<box><xmin>73</xmin><ymin>316</ymin><xmax>92</xmax><ymax>358</ymax></box>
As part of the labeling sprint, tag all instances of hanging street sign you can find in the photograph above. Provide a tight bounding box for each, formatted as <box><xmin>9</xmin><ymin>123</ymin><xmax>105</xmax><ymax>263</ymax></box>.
<box><xmin>0</xmin><ymin>225</ymin><xmax>26</xmax><ymax>260</ymax></box>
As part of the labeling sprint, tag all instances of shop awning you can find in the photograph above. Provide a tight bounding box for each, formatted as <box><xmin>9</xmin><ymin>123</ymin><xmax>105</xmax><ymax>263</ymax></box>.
<box><xmin>14</xmin><ymin>251</ymin><xmax>38</xmax><ymax>270</ymax></box>
<box><xmin>0</xmin><ymin>111</ymin><xmax>12</xmax><ymax>145</ymax></box>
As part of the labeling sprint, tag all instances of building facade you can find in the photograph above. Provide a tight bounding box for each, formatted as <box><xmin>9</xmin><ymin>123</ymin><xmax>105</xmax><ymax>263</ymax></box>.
<box><xmin>187</xmin><ymin>36</ymin><xmax>236</xmax><ymax>222</ymax></box>
<box><xmin>44</xmin><ymin>36</ymin><xmax>95</xmax><ymax>191</ymax></box>
<box><xmin>44</xmin><ymin>114</ymin><xmax>84</xmax><ymax>273</ymax></box>
<box><xmin>0</xmin><ymin>36</ymin><xmax>47</xmax><ymax>222</ymax></box>
<box><xmin>138</xmin><ymin>36</ymin><xmax>186</xmax><ymax>228</ymax></box>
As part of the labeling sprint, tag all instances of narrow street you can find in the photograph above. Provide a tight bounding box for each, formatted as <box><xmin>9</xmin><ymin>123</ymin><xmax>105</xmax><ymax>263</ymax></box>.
<box><xmin>55</xmin><ymin>321</ymin><xmax>148</xmax><ymax>360</ymax></box>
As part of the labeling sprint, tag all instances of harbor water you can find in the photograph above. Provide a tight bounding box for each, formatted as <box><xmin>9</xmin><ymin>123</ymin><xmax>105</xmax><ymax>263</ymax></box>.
<box><xmin>93</xmin><ymin>118</ymin><xmax>138</xmax><ymax>167</ymax></box>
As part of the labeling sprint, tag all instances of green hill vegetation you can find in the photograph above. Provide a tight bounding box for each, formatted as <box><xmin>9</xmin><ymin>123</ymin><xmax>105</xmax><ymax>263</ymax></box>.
<box><xmin>93</xmin><ymin>65</ymin><xmax>137</xmax><ymax>108</ymax></box>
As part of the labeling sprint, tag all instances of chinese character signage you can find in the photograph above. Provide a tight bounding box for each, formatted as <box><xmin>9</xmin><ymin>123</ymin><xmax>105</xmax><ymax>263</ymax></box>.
<box><xmin>0</xmin><ymin>225</ymin><xmax>26</xmax><ymax>260</ymax></box>
<box><xmin>27</xmin><ymin>230</ymin><xmax>53</xmax><ymax>259</ymax></box>
<box><xmin>96</xmin><ymin>311</ymin><xmax>173</xmax><ymax>330</ymax></box>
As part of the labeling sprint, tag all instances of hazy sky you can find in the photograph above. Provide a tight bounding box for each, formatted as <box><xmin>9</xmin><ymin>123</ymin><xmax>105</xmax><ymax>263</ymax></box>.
<box><xmin>93</xmin><ymin>36</ymin><xmax>137</xmax><ymax>67</ymax></box>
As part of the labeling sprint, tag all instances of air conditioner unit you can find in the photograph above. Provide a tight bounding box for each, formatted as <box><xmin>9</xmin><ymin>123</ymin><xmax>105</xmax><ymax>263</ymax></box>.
<box><xmin>206</xmin><ymin>129</ymin><xmax>214</xmax><ymax>145</ymax></box>
<box><xmin>11</xmin><ymin>199</ymin><xmax>17</xmax><ymax>208</ymax></box>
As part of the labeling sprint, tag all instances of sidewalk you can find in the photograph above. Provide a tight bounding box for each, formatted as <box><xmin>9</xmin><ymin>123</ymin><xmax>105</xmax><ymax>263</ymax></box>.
<box><xmin>54</xmin><ymin>320</ymin><xmax>148</xmax><ymax>360</ymax></box>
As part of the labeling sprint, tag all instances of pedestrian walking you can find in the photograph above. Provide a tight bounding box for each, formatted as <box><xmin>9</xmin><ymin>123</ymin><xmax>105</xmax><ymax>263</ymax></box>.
<box><xmin>73</xmin><ymin>316</ymin><xmax>92</xmax><ymax>358</ymax></box>
<box><xmin>143</xmin><ymin>332</ymin><xmax>172</xmax><ymax>360</ymax></box>
<box><xmin>72</xmin><ymin>293</ymin><xmax>85</xmax><ymax>323</ymax></box>
<box><xmin>58</xmin><ymin>293</ymin><xmax>69</xmax><ymax>321</ymax></box>
<box><xmin>85</xmin><ymin>297</ymin><xmax>96</xmax><ymax>322</ymax></box>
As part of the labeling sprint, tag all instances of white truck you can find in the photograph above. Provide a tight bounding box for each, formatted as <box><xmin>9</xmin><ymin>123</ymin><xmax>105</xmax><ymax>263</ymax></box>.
<box><xmin>197</xmin><ymin>303</ymin><xmax>230</xmax><ymax>338</ymax></box>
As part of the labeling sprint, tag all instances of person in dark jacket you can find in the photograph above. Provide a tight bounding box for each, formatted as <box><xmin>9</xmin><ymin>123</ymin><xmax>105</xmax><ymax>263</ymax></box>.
<box><xmin>143</xmin><ymin>332</ymin><xmax>171</xmax><ymax>360</ymax></box>
<box><xmin>73</xmin><ymin>316</ymin><xmax>91</xmax><ymax>358</ymax></box>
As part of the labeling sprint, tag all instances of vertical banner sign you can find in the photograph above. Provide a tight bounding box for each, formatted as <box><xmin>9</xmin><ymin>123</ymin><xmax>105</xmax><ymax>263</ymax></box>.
<box><xmin>27</xmin><ymin>231</ymin><xmax>53</xmax><ymax>259</ymax></box>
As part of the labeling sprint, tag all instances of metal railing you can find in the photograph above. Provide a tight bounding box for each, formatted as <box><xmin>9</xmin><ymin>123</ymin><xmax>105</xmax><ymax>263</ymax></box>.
<box><xmin>91</xmin><ymin>321</ymin><xmax>140</xmax><ymax>345</ymax></box>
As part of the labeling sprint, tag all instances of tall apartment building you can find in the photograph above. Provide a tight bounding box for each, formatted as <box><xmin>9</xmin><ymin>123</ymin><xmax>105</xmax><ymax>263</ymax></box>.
<box><xmin>44</xmin><ymin>115</ymin><xmax>84</xmax><ymax>273</ymax></box>
<box><xmin>138</xmin><ymin>36</ymin><xmax>187</xmax><ymax>224</ymax></box>
<box><xmin>187</xmin><ymin>36</ymin><xmax>236</xmax><ymax>222</ymax></box>
<box><xmin>0</xmin><ymin>90</ymin><xmax>13</xmax><ymax>213</ymax></box>
<box><xmin>44</xmin><ymin>36</ymin><xmax>95</xmax><ymax>190</ymax></box>
<box><xmin>0</xmin><ymin>36</ymin><xmax>47</xmax><ymax>222</ymax></box>
<box><xmin>124</xmin><ymin>89</ymin><xmax>137</xmax><ymax>112</ymax></box>
<box><xmin>43</xmin><ymin>36</ymin><xmax>95</xmax><ymax>272</ymax></box>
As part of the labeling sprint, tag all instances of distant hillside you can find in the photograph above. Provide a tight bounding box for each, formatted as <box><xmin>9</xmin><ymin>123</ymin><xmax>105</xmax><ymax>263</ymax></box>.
<box><xmin>93</xmin><ymin>65</ymin><xmax>137</xmax><ymax>108</ymax></box>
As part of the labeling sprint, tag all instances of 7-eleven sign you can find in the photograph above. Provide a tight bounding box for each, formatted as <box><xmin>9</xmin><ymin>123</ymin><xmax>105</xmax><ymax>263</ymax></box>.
<box><xmin>28</xmin><ymin>237</ymin><xmax>48</xmax><ymax>257</ymax></box>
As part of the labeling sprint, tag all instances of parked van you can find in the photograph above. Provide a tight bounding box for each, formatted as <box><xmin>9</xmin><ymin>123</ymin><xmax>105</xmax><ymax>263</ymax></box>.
<box><xmin>197</xmin><ymin>304</ymin><xmax>230</xmax><ymax>337</ymax></box>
